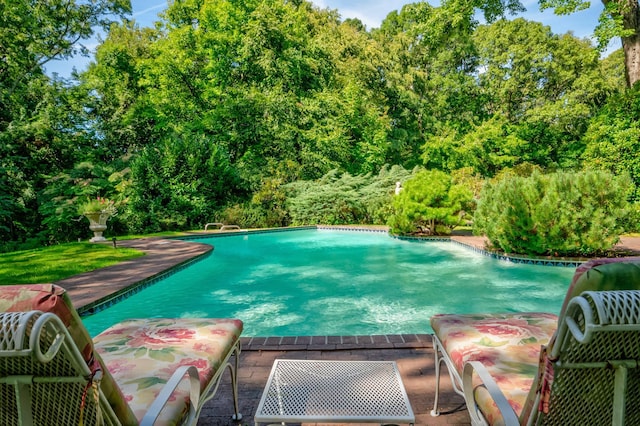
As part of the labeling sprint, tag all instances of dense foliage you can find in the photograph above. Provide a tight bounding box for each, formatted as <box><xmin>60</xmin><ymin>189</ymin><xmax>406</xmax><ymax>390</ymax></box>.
<box><xmin>126</xmin><ymin>133</ymin><xmax>242</xmax><ymax>232</ymax></box>
<box><xmin>1</xmin><ymin>0</ymin><xmax>638</xmax><ymax>255</ymax></box>
<box><xmin>582</xmin><ymin>85</ymin><xmax>640</xmax><ymax>201</ymax></box>
<box><xmin>286</xmin><ymin>165</ymin><xmax>417</xmax><ymax>226</ymax></box>
<box><xmin>474</xmin><ymin>170</ymin><xmax>632</xmax><ymax>256</ymax></box>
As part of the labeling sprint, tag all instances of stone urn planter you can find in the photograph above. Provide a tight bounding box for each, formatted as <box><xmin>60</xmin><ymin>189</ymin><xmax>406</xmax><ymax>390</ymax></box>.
<box><xmin>84</xmin><ymin>212</ymin><xmax>112</xmax><ymax>242</ymax></box>
<box><xmin>78</xmin><ymin>197</ymin><xmax>117</xmax><ymax>242</ymax></box>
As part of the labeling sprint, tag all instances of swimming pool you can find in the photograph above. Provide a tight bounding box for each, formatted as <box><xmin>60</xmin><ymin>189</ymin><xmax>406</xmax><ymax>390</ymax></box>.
<box><xmin>82</xmin><ymin>229</ymin><xmax>576</xmax><ymax>337</ymax></box>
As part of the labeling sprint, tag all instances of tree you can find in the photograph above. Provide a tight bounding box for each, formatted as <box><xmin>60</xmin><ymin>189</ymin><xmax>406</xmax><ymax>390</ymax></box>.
<box><xmin>142</xmin><ymin>0</ymin><xmax>393</xmax><ymax>183</ymax></box>
<box><xmin>0</xmin><ymin>0</ymin><xmax>130</xmax><ymax>246</ymax></box>
<box><xmin>539</xmin><ymin>0</ymin><xmax>640</xmax><ymax>87</ymax></box>
<box><xmin>374</xmin><ymin>1</ymin><xmax>484</xmax><ymax>166</ymax></box>
<box><xmin>126</xmin><ymin>133</ymin><xmax>242</xmax><ymax>233</ymax></box>
<box><xmin>474</xmin><ymin>19</ymin><xmax>608</xmax><ymax>168</ymax></box>
<box><xmin>581</xmin><ymin>85</ymin><xmax>640</xmax><ymax>200</ymax></box>
<box><xmin>429</xmin><ymin>0</ymin><xmax>638</xmax><ymax>86</ymax></box>
<box><xmin>0</xmin><ymin>0</ymin><xmax>131</xmax><ymax>97</ymax></box>
<box><xmin>423</xmin><ymin>18</ymin><xmax>607</xmax><ymax>176</ymax></box>
<box><xmin>388</xmin><ymin>169</ymin><xmax>473</xmax><ymax>235</ymax></box>
<box><xmin>82</xmin><ymin>21</ymin><xmax>162</xmax><ymax>159</ymax></box>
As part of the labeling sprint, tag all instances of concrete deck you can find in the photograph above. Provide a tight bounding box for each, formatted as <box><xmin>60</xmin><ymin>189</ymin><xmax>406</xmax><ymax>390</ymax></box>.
<box><xmin>51</xmin><ymin>230</ymin><xmax>640</xmax><ymax>425</ymax></box>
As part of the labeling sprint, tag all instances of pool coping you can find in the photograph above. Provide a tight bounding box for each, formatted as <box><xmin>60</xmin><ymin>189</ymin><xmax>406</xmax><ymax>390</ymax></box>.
<box><xmin>240</xmin><ymin>333</ymin><xmax>432</xmax><ymax>351</ymax></box>
<box><xmin>68</xmin><ymin>225</ymin><xmax>640</xmax><ymax>318</ymax></box>
<box><xmin>183</xmin><ymin>225</ymin><xmax>587</xmax><ymax>267</ymax></box>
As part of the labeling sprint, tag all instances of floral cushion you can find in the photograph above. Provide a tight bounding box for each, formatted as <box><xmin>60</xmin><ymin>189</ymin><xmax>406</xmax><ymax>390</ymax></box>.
<box><xmin>93</xmin><ymin>318</ymin><xmax>243</xmax><ymax>425</ymax></box>
<box><xmin>0</xmin><ymin>284</ymin><xmax>138</xmax><ymax>425</ymax></box>
<box><xmin>431</xmin><ymin>312</ymin><xmax>558</xmax><ymax>423</ymax></box>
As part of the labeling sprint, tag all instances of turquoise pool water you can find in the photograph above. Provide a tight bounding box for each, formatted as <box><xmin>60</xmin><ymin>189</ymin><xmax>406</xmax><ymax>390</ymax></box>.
<box><xmin>82</xmin><ymin>229</ymin><xmax>576</xmax><ymax>337</ymax></box>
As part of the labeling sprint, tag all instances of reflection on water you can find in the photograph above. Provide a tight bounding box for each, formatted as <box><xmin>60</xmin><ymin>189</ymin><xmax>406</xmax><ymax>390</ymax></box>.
<box><xmin>82</xmin><ymin>229</ymin><xmax>575</xmax><ymax>337</ymax></box>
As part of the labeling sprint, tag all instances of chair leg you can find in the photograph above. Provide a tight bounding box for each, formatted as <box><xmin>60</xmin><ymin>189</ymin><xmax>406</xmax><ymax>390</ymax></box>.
<box><xmin>196</xmin><ymin>339</ymin><xmax>244</xmax><ymax>423</ymax></box>
<box><xmin>431</xmin><ymin>335</ymin><xmax>442</xmax><ymax>416</ymax></box>
<box><xmin>431</xmin><ymin>334</ymin><xmax>467</xmax><ymax>417</ymax></box>
<box><xmin>229</xmin><ymin>341</ymin><xmax>242</xmax><ymax>422</ymax></box>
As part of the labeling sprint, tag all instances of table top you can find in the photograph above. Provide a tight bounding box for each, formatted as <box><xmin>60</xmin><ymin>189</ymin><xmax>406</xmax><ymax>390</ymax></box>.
<box><xmin>254</xmin><ymin>359</ymin><xmax>415</xmax><ymax>424</ymax></box>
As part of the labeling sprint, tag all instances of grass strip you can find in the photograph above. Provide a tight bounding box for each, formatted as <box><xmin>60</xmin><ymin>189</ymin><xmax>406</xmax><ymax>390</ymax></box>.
<box><xmin>0</xmin><ymin>242</ymin><xmax>144</xmax><ymax>284</ymax></box>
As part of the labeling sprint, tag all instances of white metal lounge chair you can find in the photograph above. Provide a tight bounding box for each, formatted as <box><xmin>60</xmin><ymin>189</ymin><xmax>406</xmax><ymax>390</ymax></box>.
<box><xmin>0</xmin><ymin>284</ymin><xmax>243</xmax><ymax>425</ymax></box>
<box><xmin>430</xmin><ymin>257</ymin><xmax>640</xmax><ymax>425</ymax></box>
<box><xmin>204</xmin><ymin>222</ymin><xmax>223</xmax><ymax>231</ymax></box>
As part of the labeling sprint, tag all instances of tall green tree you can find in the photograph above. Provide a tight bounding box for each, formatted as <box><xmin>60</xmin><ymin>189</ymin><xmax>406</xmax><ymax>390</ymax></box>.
<box><xmin>540</xmin><ymin>0</ymin><xmax>640</xmax><ymax>87</ymax></box>
<box><xmin>136</xmin><ymin>0</ymin><xmax>391</xmax><ymax>185</ymax></box>
<box><xmin>474</xmin><ymin>18</ymin><xmax>608</xmax><ymax>168</ymax></box>
<box><xmin>423</xmin><ymin>18</ymin><xmax>610</xmax><ymax>176</ymax></box>
<box><xmin>0</xmin><ymin>0</ymin><xmax>130</xmax><ymax>245</ymax></box>
<box><xmin>375</xmin><ymin>1</ymin><xmax>484</xmax><ymax>166</ymax></box>
<box><xmin>82</xmin><ymin>21</ymin><xmax>161</xmax><ymax>160</ymax></box>
<box><xmin>0</xmin><ymin>0</ymin><xmax>130</xmax><ymax>97</ymax></box>
<box><xmin>582</xmin><ymin>85</ymin><xmax>640</xmax><ymax>200</ymax></box>
<box><xmin>439</xmin><ymin>0</ymin><xmax>640</xmax><ymax>86</ymax></box>
<box><xmin>127</xmin><ymin>133</ymin><xmax>242</xmax><ymax>232</ymax></box>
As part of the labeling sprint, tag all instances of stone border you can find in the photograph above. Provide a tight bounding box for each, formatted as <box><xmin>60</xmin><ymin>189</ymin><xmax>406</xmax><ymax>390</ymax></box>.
<box><xmin>390</xmin><ymin>231</ymin><xmax>583</xmax><ymax>267</ymax></box>
<box><xmin>240</xmin><ymin>333</ymin><xmax>432</xmax><ymax>351</ymax></box>
<box><xmin>449</xmin><ymin>239</ymin><xmax>584</xmax><ymax>267</ymax></box>
<box><xmin>77</xmin><ymin>250</ymin><xmax>213</xmax><ymax>316</ymax></box>
<box><xmin>180</xmin><ymin>225</ymin><xmax>317</xmax><ymax>240</ymax></box>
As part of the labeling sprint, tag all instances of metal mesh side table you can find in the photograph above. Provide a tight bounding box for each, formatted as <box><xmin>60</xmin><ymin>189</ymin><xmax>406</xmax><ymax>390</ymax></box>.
<box><xmin>254</xmin><ymin>359</ymin><xmax>415</xmax><ymax>425</ymax></box>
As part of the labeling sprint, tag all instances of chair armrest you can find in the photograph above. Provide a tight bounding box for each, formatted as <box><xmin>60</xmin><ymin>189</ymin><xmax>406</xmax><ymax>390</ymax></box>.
<box><xmin>140</xmin><ymin>365</ymin><xmax>201</xmax><ymax>426</ymax></box>
<box><xmin>463</xmin><ymin>361</ymin><xmax>520</xmax><ymax>426</ymax></box>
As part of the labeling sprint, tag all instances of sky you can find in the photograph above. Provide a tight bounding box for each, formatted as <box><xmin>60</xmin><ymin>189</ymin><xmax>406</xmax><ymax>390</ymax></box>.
<box><xmin>45</xmin><ymin>0</ymin><xmax>614</xmax><ymax>78</ymax></box>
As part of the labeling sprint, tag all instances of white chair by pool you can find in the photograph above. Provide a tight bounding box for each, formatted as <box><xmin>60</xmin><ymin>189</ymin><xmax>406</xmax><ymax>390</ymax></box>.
<box><xmin>0</xmin><ymin>284</ymin><xmax>243</xmax><ymax>425</ymax></box>
<box><xmin>430</xmin><ymin>257</ymin><xmax>640</xmax><ymax>425</ymax></box>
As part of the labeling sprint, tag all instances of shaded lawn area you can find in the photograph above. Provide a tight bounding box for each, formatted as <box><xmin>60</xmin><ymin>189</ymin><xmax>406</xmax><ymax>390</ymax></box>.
<box><xmin>0</xmin><ymin>242</ymin><xmax>144</xmax><ymax>284</ymax></box>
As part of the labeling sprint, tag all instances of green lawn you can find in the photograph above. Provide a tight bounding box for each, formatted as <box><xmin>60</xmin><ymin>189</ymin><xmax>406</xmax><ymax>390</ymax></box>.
<box><xmin>0</xmin><ymin>242</ymin><xmax>144</xmax><ymax>284</ymax></box>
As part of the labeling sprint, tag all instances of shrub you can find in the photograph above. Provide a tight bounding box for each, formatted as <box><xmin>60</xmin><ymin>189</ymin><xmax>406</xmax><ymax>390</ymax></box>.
<box><xmin>285</xmin><ymin>165</ymin><xmax>416</xmax><ymax>225</ymax></box>
<box><xmin>387</xmin><ymin>169</ymin><xmax>473</xmax><ymax>235</ymax></box>
<box><xmin>474</xmin><ymin>170</ymin><xmax>632</xmax><ymax>256</ymax></box>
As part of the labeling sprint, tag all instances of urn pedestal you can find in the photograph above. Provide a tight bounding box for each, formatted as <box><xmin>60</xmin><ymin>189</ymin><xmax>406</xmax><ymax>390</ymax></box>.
<box><xmin>84</xmin><ymin>212</ymin><xmax>111</xmax><ymax>242</ymax></box>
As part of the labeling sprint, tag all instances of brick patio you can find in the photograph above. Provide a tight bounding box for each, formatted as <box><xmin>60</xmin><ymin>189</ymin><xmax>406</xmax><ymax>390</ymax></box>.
<box><xmin>198</xmin><ymin>335</ymin><xmax>470</xmax><ymax>426</ymax></box>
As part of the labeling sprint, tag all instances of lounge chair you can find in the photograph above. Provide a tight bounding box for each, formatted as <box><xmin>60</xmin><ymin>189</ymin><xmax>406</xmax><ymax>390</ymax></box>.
<box><xmin>430</xmin><ymin>257</ymin><xmax>640</xmax><ymax>425</ymax></box>
<box><xmin>0</xmin><ymin>284</ymin><xmax>243</xmax><ymax>425</ymax></box>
